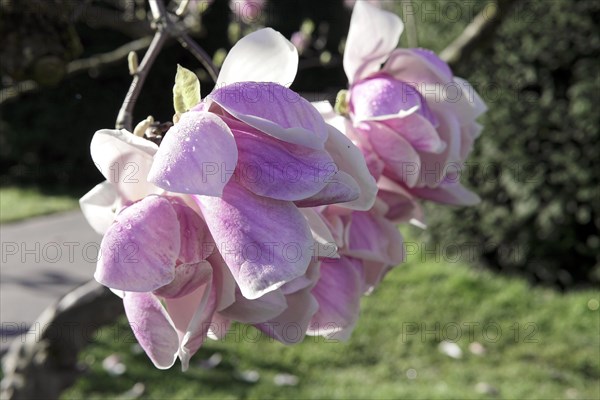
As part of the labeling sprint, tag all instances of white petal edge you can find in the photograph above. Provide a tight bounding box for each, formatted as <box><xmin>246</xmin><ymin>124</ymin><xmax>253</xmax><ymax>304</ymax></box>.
<box><xmin>216</xmin><ymin>28</ymin><xmax>298</xmax><ymax>87</ymax></box>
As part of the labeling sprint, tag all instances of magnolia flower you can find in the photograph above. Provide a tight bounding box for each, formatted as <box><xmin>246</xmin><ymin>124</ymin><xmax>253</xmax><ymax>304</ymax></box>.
<box><xmin>95</xmin><ymin>194</ymin><xmax>236</xmax><ymax>370</ymax></box>
<box><xmin>305</xmin><ymin>202</ymin><xmax>404</xmax><ymax>339</ymax></box>
<box><xmin>329</xmin><ymin>2</ymin><xmax>486</xmax><ymax>214</ymax></box>
<box><xmin>148</xmin><ymin>28</ymin><xmax>376</xmax><ymax>301</ymax></box>
<box><xmin>79</xmin><ymin>129</ymin><xmax>162</xmax><ymax>235</ymax></box>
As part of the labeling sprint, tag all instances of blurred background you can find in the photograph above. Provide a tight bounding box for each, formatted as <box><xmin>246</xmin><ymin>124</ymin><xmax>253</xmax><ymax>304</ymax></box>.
<box><xmin>0</xmin><ymin>0</ymin><xmax>598</xmax><ymax>399</ymax></box>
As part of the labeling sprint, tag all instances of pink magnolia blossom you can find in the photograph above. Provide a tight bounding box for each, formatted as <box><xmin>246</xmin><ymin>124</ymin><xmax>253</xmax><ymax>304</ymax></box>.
<box><xmin>148</xmin><ymin>28</ymin><xmax>376</xmax><ymax>301</ymax></box>
<box><xmin>327</xmin><ymin>2</ymin><xmax>486</xmax><ymax>217</ymax></box>
<box><xmin>303</xmin><ymin>203</ymin><xmax>404</xmax><ymax>339</ymax></box>
<box><xmin>97</xmin><ymin>195</ymin><xmax>235</xmax><ymax>370</ymax></box>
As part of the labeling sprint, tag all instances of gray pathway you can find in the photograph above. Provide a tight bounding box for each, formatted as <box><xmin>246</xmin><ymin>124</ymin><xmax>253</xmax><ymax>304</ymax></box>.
<box><xmin>0</xmin><ymin>211</ymin><xmax>101</xmax><ymax>352</ymax></box>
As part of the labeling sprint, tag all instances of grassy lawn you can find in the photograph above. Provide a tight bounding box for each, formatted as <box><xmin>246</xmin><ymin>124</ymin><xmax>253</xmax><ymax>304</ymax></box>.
<box><xmin>63</xmin><ymin>231</ymin><xmax>600</xmax><ymax>400</ymax></box>
<box><xmin>0</xmin><ymin>186</ymin><xmax>79</xmax><ymax>223</ymax></box>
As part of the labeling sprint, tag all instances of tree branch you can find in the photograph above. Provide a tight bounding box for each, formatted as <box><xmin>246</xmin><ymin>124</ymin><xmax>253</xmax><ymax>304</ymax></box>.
<box><xmin>115</xmin><ymin>0</ymin><xmax>219</xmax><ymax>130</ymax></box>
<box><xmin>0</xmin><ymin>37</ymin><xmax>153</xmax><ymax>106</ymax></box>
<box><xmin>440</xmin><ymin>0</ymin><xmax>519</xmax><ymax>66</ymax></box>
<box><xmin>115</xmin><ymin>30</ymin><xmax>167</xmax><ymax>130</ymax></box>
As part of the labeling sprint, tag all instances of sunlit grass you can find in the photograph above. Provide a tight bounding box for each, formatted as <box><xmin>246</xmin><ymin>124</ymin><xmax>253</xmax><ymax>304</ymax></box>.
<box><xmin>0</xmin><ymin>186</ymin><xmax>79</xmax><ymax>223</ymax></box>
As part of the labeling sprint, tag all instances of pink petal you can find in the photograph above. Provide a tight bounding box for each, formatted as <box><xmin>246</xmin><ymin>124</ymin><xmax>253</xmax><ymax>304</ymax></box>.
<box><xmin>207</xmin><ymin>252</ymin><xmax>237</xmax><ymax>311</ymax></box>
<box><xmin>376</xmin><ymin>176</ymin><xmax>423</xmax><ymax>223</ymax></box>
<box><xmin>195</xmin><ymin>182</ymin><xmax>313</xmax><ymax>299</ymax></box>
<box><xmin>383</xmin><ymin>48</ymin><xmax>454</xmax><ymax>86</ymax></box>
<box><xmin>294</xmin><ymin>171</ymin><xmax>360</xmax><ymax>208</ymax></box>
<box><xmin>323</xmin><ymin>124</ymin><xmax>378</xmax><ymax>210</ymax></box>
<box><xmin>256</xmin><ymin>258</ymin><xmax>320</xmax><ymax>344</ymax></box>
<box><xmin>381</xmin><ymin>113</ymin><xmax>445</xmax><ymax>153</ymax></box>
<box><xmin>153</xmin><ymin>261</ymin><xmax>213</xmax><ymax>299</ymax></box>
<box><xmin>417</xmin><ymin>108</ymin><xmax>462</xmax><ymax>187</ymax></box>
<box><xmin>123</xmin><ymin>292</ymin><xmax>178</xmax><ymax>369</ymax></box>
<box><xmin>220</xmin><ymin>288</ymin><xmax>288</xmax><ymax>324</ymax></box>
<box><xmin>170</xmin><ymin>200</ymin><xmax>214</xmax><ymax>264</ymax></box>
<box><xmin>148</xmin><ymin>111</ymin><xmax>238</xmax><ymax>196</ymax></box>
<box><xmin>95</xmin><ymin>196</ymin><xmax>180</xmax><ymax>292</ymax></box>
<box><xmin>344</xmin><ymin>1</ymin><xmax>403</xmax><ymax>83</ymax></box>
<box><xmin>207</xmin><ymin>82</ymin><xmax>328</xmax><ymax>149</ymax></box>
<box><xmin>231</xmin><ymin>124</ymin><xmax>333</xmax><ymax>201</ymax></box>
<box><xmin>307</xmin><ymin>257</ymin><xmax>364</xmax><ymax>340</ymax></box>
<box><xmin>355</xmin><ymin>122</ymin><xmax>421</xmax><ymax>187</ymax></box>
<box><xmin>165</xmin><ymin>278</ymin><xmax>216</xmax><ymax>371</ymax></box>
<box><xmin>351</xmin><ymin>75</ymin><xmax>437</xmax><ymax>125</ymax></box>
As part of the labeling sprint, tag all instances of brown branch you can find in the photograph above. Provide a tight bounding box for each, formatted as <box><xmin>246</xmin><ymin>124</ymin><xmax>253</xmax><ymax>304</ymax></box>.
<box><xmin>0</xmin><ymin>36</ymin><xmax>154</xmax><ymax>106</ymax></box>
<box><xmin>440</xmin><ymin>0</ymin><xmax>519</xmax><ymax>67</ymax></box>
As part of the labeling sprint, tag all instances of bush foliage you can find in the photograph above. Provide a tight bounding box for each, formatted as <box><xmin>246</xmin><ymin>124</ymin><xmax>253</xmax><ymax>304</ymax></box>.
<box><xmin>427</xmin><ymin>0</ymin><xmax>600</xmax><ymax>288</ymax></box>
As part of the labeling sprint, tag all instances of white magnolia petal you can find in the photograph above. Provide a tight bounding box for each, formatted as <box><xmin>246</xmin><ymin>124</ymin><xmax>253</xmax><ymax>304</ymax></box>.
<box><xmin>217</xmin><ymin>28</ymin><xmax>298</xmax><ymax>87</ymax></box>
<box><xmin>79</xmin><ymin>181</ymin><xmax>118</xmax><ymax>235</ymax></box>
<box><xmin>344</xmin><ymin>1</ymin><xmax>404</xmax><ymax>83</ymax></box>
<box><xmin>90</xmin><ymin>129</ymin><xmax>159</xmax><ymax>202</ymax></box>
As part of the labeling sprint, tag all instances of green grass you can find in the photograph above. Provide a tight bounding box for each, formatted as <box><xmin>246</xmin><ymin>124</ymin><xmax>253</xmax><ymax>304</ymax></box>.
<box><xmin>63</xmin><ymin>231</ymin><xmax>600</xmax><ymax>400</ymax></box>
<box><xmin>0</xmin><ymin>186</ymin><xmax>79</xmax><ymax>223</ymax></box>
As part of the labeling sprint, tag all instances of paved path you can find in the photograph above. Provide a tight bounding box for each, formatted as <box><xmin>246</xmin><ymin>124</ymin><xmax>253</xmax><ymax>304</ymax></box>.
<box><xmin>0</xmin><ymin>211</ymin><xmax>101</xmax><ymax>352</ymax></box>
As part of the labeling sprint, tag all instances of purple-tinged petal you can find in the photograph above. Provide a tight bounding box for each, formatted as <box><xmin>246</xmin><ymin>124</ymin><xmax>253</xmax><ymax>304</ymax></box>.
<box><xmin>170</xmin><ymin>200</ymin><xmax>214</xmax><ymax>263</ymax></box>
<box><xmin>208</xmin><ymin>82</ymin><xmax>328</xmax><ymax>149</ymax></box>
<box><xmin>79</xmin><ymin>181</ymin><xmax>118</xmax><ymax>235</ymax></box>
<box><xmin>351</xmin><ymin>75</ymin><xmax>421</xmax><ymax>120</ymax></box>
<box><xmin>90</xmin><ymin>129</ymin><xmax>159</xmax><ymax>202</ymax></box>
<box><xmin>123</xmin><ymin>292</ymin><xmax>178</xmax><ymax>369</ymax></box>
<box><xmin>220</xmin><ymin>288</ymin><xmax>287</xmax><ymax>324</ymax></box>
<box><xmin>148</xmin><ymin>111</ymin><xmax>238</xmax><ymax>196</ymax></box>
<box><xmin>355</xmin><ymin>122</ymin><xmax>421</xmax><ymax>187</ymax></box>
<box><xmin>307</xmin><ymin>257</ymin><xmax>364</xmax><ymax>340</ymax></box>
<box><xmin>207</xmin><ymin>252</ymin><xmax>237</xmax><ymax>311</ymax></box>
<box><xmin>256</xmin><ymin>288</ymin><xmax>318</xmax><ymax>344</ymax></box>
<box><xmin>450</xmin><ymin>77</ymin><xmax>487</xmax><ymax>121</ymax></box>
<box><xmin>153</xmin><ymin>261</ymin><xmax>212</xmax><ymax>299</ymax></box>
<box><xmin>231</xmin><ymin>125</ymin><xmax>333</xmax><ymax>201</ymax></box>
<box><xmin>344</xmin><ymin>1</ymin><xmax>403</xmax><ymax>83</ymax></box>
<box><xmin>300</xmin><ymin>208</ymin><xmax>339</xmax><ymax>259</ymax></box>
<box><xmin>377</xmin><ymin>176</ymin><xmax>423</xmax><ymax>223</ymax></box>
<box><xmin>165</xmin><ymin>277</ymin><xmax>215</xmax><ymax>371</ymax></box>
<box><xmin>294</xmin><ymin>171</ymin><xmax>360</xmax><ymax>208</ymax></box>
<box><xmin>95</xmin><ymin>196</ymin><xmax>180</xmax><ymax>292</ymax></box>
<box><xmin>195</xmin><ymin>182</ymin><xmax>313</xmax><ymax>299</ymax></box>
<box><xmin>383</xmin><ymin>48</ymin><xmax>454</xmax><ymax>86</ymax></box>
<box><xmin>381</xmin><ymin>113</ymin><xmax>445</xmax><ymax>153</ymax></box>
<box><xmin>207</xmin><ymin>312</ymin><xmax>231</xmax><ymax>340</ymax></box>
<box><xmin>217</xmin><ymin>28</ymin><xmax>298</xmax><ymax>87</ymax></box>
<box><xmin>324</xmin><ymin>124</ymin><xmax>378</xmax><ymax>210</ymax></box>
<box><xmin>343</xmin><ymin>211</ymin><xmax>405</xmax><ymax>292</ymax></box>
<box><xmin>417</xmin><ymin>108</ymin><xmax>462</xmax><ymax>187</ymax></box>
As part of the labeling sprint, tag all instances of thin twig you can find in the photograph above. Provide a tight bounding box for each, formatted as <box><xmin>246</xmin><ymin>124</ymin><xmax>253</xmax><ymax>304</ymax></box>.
<box><xmin>0</xmin><ymin>37</ymin><xmax>153</xmax><ymax>105</ymax></box>
<box><xmin>115</xmin><ymin>31</ymin><xmax>167</xmax><ymax>130</ymax></box>
<box><xmin>176</xmin><ymin>32</ymin><xmax>219</xmax><ymax>82</ymax></box>
<box><xmin>440</xmin><ymin>0</ymin><xmax>519</xmax><ymax>66</ymax></box>
<box><xmin>115</xmin><ymin>0</ymin><xmax>219</xmax><ymax>129</ymax></box>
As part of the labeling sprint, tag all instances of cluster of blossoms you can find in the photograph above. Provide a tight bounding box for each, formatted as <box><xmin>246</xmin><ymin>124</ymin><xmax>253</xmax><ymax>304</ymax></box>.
<box><xmin>80</xmin><ymin>2</ymin><xmax>485</xmax><ymax>370</ymax></box>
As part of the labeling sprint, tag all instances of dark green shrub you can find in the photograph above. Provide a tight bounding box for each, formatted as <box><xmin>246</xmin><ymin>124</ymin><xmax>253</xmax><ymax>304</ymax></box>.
<box><xmin>427</xmin><ymin>0</ymin><xmax>600</xmax><ymax>288</ymax></box>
